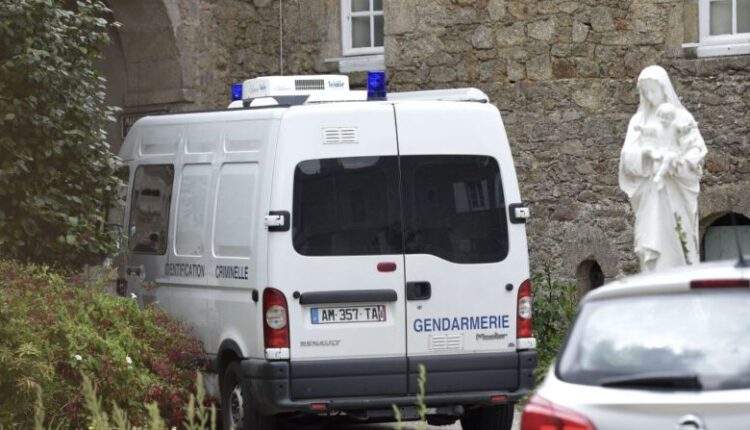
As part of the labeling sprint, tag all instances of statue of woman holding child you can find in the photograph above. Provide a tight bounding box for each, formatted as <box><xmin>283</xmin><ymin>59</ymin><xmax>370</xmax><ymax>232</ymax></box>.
<box><xmin>619</xmin><ymin>65</ymin><xmax>708</xmax><ymax>272</ymax></box>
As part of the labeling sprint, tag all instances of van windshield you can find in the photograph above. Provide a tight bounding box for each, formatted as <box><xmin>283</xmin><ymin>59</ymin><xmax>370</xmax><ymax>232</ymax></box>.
<box><xmin>292</xmin><ymin>155</ymin><xmax>509</xmax><ymax>264</ymax></box>
<box><xmin>557</xmin><ymin>291</ymin><xmax>750</xmax><ymax>390</ymax></box>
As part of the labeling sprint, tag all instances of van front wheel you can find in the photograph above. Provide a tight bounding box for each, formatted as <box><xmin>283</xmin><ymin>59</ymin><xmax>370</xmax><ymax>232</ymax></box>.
<box><xmin>460</xmin><ymin>404</ymin><xmax>514</xmax><ymax>430</ymax></box>
<box><xmin>221</xmin><ymin>361</ymin><xmax>278</xmax><ymax>430</ymax></box>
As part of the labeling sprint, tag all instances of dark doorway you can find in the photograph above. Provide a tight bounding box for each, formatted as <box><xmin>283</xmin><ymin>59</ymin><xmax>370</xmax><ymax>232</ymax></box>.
<box><xmin>701</xmin><ymin>212</ymin><xmax>750</xmax><ymax>262</ymax></box>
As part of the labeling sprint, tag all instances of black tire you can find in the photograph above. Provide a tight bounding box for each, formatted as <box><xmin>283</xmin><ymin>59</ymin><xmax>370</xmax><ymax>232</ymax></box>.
<box><xmin>221</xmin><ymin>361</ymin><xmax>278</xmax><ymax>430</ymax></box>
<box><xmin>460</xmin><ymin>404</ymin><xmax>514</xmax><ymax>430</ymax></box>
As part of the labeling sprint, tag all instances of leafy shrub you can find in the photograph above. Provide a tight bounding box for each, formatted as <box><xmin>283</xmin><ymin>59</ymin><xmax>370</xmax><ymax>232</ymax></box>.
<box><xmin>531</xmin><ymin>265</ymin><xmax>579</xmax><ymax>384</ymax></box>
<box><xmin>0</xmin><ymin>0</ymin><xmax>121</xmax><ymax>270</ymax></box>
<box><xmin>0</xmin><ymin>260</ymin><xmax>206</xmax><ymax>428</ymax></box>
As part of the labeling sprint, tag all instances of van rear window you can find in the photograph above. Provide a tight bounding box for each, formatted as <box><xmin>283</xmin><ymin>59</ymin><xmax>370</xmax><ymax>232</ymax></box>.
<box><xmin>401</xmin><ymin>155</ymin><xmax>508</xmax><ymax>264</ymax></box>
<box><xmin>292</xmin><ymin>155</ymin><xmax>508</xmax><ymax>263</ymax></box>
<box><xmin>293</xmin><ymin>157</ymin><xmax>402</xmax><ymax>256</ymax></box>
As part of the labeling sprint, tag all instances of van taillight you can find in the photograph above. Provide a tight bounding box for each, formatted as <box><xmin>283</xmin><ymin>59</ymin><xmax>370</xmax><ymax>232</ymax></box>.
<box><xmin>521</xmin><ymin>394</ymin><xmax>596</xmax><ymax>430</ymax></box>
<box><xmin>263</xmin><ymin>288</ymin><xmax>289</xmax><ymax>349</ymax></box>
<box><xmin>517</xmin><ymin>279</ymin><xmax>532</xmax><ymax>338</ymax></box>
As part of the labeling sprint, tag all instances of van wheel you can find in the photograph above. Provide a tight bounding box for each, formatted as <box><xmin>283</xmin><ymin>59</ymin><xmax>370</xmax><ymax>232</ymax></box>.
<box><xmin>460</xmin><ymin>404</ymin><xmax>514</xmax><ymax>430</ymax></box>
<box><xmin>221</xmin><ymin>361</ymin><xmax>278</xmax><ymax>430</ymax></box>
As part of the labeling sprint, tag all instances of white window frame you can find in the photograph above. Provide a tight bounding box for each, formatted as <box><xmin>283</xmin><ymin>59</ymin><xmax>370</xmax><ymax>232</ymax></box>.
<box><xmin>340</xmin><ymin>0</ymin><xmax>384</xmax><ymax>56</ymax></box>
<box><xmin>690</xmin><ymin>0</ymin><xmax>750</xmax><ymax>57</ymax></box>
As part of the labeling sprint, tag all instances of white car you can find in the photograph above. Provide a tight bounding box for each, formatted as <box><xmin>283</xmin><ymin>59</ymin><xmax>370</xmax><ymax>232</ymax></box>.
<box><xmin>521</xmin><ymin>259</ymin><xmax>750</xmax><ymax>430</ymax></box>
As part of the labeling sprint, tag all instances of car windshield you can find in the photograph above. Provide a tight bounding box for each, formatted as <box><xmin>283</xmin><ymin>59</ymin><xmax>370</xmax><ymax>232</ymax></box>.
<box><xmin>557</xmin><ymin>290</ymin><xmax>750</xmax><ymax>390</ymax></box>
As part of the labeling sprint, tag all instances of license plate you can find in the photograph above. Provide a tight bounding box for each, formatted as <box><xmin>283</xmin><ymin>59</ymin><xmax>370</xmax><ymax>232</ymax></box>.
<box><xmin>311</xmin><ymin>305</ymin><xmax>387</xmax><ymax>324</ymax></box>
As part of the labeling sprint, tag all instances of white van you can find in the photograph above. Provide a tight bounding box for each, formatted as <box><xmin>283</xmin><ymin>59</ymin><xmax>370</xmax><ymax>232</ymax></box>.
<box><xmin>117</xmin><ymin>75</ymin><xmax>536</xmax><ymax>430</ymax></box>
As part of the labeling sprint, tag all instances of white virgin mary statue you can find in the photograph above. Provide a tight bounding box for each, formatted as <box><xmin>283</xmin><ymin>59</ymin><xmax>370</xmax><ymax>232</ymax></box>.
<box><xmin>619</xmin><ymin>65</ymin><xmax>708</xmax><ymax>272</ymax></box>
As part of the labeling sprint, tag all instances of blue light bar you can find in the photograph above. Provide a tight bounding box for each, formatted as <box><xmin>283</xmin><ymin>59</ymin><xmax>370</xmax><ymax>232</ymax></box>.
<box><xmin>231</xmin><ymin>83</ymin><xmax>243</xmax><ymax>101</ymax></box>
<box><xmin>367</xmin><ymin>71</ymin><xmax>387</xmax><ymax>100</ymax></box>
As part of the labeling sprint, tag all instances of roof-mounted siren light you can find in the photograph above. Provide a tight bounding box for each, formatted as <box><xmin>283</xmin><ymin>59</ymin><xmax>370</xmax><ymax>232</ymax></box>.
<box><xmin>231</xmin><ymin>83</ymin><xmax>243</xmax><ymax>101</ymax></box>
<box><xmin>241</xmin><ymin>75</ymin><xmax>350</xmax><ymax>101</ymax></box>
<box><xmin>367</xmin><ymin>71</ymin><xmax>387</xmax><ymax>101</ymax></box>
<box><xmin>227</xmin><ymin>82</ymin><xmax>244</xmax><ymax>109</ymax></box>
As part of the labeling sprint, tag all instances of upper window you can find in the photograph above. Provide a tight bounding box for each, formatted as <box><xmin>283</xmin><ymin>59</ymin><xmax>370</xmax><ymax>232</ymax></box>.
<box><xmin>128</xmin><ymin>165</ymin><xmax>174</xmax><ymax>255</ymax></box>
<box><xmin>685</xmin><ymin>0</ymin><xmax>750</xmax><ymax>57</ymax></box>
<box><xmin>341</xmin><ymin>0</ymin><xmax>384</xmax><ymax>56</ymax></box>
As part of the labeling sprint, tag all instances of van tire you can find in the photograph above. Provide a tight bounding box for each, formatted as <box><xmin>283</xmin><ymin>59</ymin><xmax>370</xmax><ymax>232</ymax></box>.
<box><xmin>221</xmin><ymin>361</ymin><xmax>278</xmax><ymax>430</ymax></box>
<box><xmin>459</xmin><ymin>404</ymin><xmax>514</xmax><ymax>430</ymax></box>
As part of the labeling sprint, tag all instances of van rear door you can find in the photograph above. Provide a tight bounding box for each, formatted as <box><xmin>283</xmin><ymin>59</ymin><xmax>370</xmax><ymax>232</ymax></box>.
<box><xmin>394</xmin><ymin>102</ymin><xmax>530</xmax><ymax>394</ymax></box>
<box><xmin>267</xmin><ymin>104</ymin><xmax>407</xmax><ymax>399</ymax></box>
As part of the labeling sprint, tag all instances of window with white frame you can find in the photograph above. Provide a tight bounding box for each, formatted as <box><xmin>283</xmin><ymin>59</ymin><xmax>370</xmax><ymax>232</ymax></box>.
<box><xmin>341</xmin><ymin>0</ymin><xmax>384</xmax><ymax>56</ymax></box>
<box><xmin>685</xmin><ymin>0</ymin><xmax>750</xmax><ymax>57</ymax></box>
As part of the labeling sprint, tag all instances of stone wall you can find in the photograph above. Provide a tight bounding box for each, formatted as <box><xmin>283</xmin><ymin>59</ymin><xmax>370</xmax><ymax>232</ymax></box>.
<box><xmin>103</xmin><ymin>0</ymin><xmax>749</xmax><ymax>285</ymax></box>
<box><xmin>382</xmin><ymin>0</ymin><xmax>750</xmax><ymax>283</ymax></box>
<box><xmin>173</xmin><ymin>0</ymin><xmax>347</xmax><ymax>110</ymax></box>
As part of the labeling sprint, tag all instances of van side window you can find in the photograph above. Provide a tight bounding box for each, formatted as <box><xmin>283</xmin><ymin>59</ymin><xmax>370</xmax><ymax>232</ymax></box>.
<box><xmin>401</xmin><ymin>155</ymin><xmax>509</xmax><ymax>264</ymax></box>
<box><xmin>214</xmin><ymin>163</ymin><xmax>258</xmax><ymax>257</ymax></box>
<box><xmin>175</xmin><ymin>164</ymin><xmax>212</xmax><ymax>256</ymax></box>
<box><xmin>293</xmin><ymin>157</ymin><xmax>402</xmax><ymax>256</ymax></box>
<box><xmin>129</xmin><ymin>164</ymin><xmax>174</xmax><ymax>254</ymax></box>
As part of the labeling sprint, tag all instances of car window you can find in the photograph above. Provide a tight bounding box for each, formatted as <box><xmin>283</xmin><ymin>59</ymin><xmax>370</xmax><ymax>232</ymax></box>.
<box><xmin>292</xmin><ymin>156</ymin><xmax>402</xmax><ymax>256</ymax></box>
<box><xmin>557</xmin><ymin>291</ymin><xmax>750</xmax><ymax>390</ymax></box>
<box><xmin>401</xmin><ymin>155</ymin><xmax>508</xmax><ymax>264</ymax></box>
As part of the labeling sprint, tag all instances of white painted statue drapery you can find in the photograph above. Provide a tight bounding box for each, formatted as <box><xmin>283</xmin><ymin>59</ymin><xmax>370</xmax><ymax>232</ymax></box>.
<box><xmin>619</xmin><ymin>65</ymin><xmax>708</xmax><ymax>272</ymax></box>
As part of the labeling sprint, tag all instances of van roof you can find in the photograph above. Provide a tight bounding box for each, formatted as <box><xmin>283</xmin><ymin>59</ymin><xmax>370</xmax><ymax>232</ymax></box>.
<box><xmin>118</xmin><ymin>88</ymin><xmax>492</xmax><ymax>161</ymax></box>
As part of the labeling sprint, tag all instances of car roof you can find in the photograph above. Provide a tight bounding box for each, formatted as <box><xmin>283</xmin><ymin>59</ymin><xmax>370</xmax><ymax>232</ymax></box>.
<box><xmin>582</xmin><ymin>259</ymin><xmax>750</xmax><ymax>304</ymax></box>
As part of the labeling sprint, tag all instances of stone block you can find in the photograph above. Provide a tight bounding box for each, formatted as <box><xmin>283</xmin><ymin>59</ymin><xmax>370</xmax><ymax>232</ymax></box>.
<box><xmin>558</xmin><ymin>1</ymin><xmax>580</xmax><ymax>14</ymax></box>
<box><xmin>551</xmin><ymin>43</ymin><xmax>572</xmax><ymax>57</ymax></box>
<box><xmin>572</xmin><ymin>20</ymin><xmax>590</xmax><ymax>43</ymax></box>
<box><xmin>387</xmin><ymin>1</ymin><xmax>418</xmax><ymax>35</ymax></box>
<box><xmin>425</xmin><ymin>52</ymin><xmax>455</xmax><ymax>67</ymax></box>
<box><xmin>507</xmin><ymin>60</ymin><xmax>526</xmax><ymax>82</ymax></box>
<box><xmin>472</xmin><ymin>25</ymin><xmax>496</xmax><ymax>49</ymax></box>
<box><xmin>458</xmin><ymin>58</ymin><xmax>482</xmax><ymax>82</ymax></box>
<box><xmin>528</xmin><ymin>18</ymin><xmax>556</xmax><ymax>41</ymax></box>
<box><xmin>526</xmin><ymin>54</ymin><xmax>552</xmax><ymax>80</ymax></box>
<box><xmin>496</xmin><ymin>22</ymin><xmax>525</xmax><ymax>47</ymax></box>
<box><xmin>591</xmin><ymin>6</ymin><xmax>615</xmax><ymax>31</ymax></box>
<box><xmin>507</xmin><ymin>0</ymin><xmax>531</xmax><ymax>19</ymax></box>
<box><xmin>487</xmin><ymin>0</ymin><xmax>507</xmax><ymax>20</ymax></box>
<box><xmin>429</xmin><ymin>66</ymin><xmax>458</xmax><ymax>83</ymax></box>
<box><xmin>553</xmin><ymin>59</ymin><xmax>576</xmax><ymax>79</ymax></box>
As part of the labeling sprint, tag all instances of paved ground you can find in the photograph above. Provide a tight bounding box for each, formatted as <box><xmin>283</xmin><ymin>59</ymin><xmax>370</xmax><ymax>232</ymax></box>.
<box><xmin>328</xmin><ymin>406</ymin><xmax>522</xmax><ymax>430</ymax></box>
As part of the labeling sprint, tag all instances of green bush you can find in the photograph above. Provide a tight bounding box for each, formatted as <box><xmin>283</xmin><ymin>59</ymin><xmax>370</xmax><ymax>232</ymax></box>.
<box><xmin>0</xmin><ymin>260</ymin><xmax>206</xmax><ymax>428</ymax></box>
<box><xmin>531</xmin><ymin>266</ymin><xmax>579</xmax><ymax>384</ymax></box>
<box><xmin>0</xmin><ymin>0</ymin><xmax>121</xmax><ymax>270</ymax></box>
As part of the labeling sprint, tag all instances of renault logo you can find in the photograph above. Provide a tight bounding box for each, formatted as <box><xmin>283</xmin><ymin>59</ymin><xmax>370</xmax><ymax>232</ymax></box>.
<box><xmin>676</xmin><ymin>414</ymin><xmax>705</xmax><ymax>430</ymax></box>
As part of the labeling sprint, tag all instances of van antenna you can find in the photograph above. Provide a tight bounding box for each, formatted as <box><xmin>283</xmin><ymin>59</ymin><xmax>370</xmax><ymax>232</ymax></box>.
<box><xmin>279</xmin><ymin>0</ymin><xmax>284</xmax><ymax>76</ymax></box>
<box><xmin>727</xmin><ymin>196</ymin><xmax>748</xmax><ymax>268</ymax></box>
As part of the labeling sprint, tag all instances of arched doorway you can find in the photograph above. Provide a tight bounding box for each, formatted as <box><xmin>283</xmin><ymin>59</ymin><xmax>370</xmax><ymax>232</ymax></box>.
<box><xmin>98</xmin><ymin>0</ymin><xmax>196</xmax><ymax>153</ymax></box>
<box><xmin>576</xmin><ymin>259</ymin><xmax>605</xmax><ymax>297</ymax></box>
<box><xmin>701</xmin><ymin>212</ymin><xmax>750</xmax><ymax>262</ymax></box>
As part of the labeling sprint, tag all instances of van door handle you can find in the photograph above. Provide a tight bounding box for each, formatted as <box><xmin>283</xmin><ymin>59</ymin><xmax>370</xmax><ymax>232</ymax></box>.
<box><xmin>406</xmin><ymin>282</ymin><xmax>431</xmax><ymax>300</ymax></box>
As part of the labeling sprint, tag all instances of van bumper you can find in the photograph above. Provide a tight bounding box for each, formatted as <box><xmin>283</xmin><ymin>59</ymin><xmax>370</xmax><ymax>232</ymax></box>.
<box><xmin>241</xmin><ymin>350</ymin><xmax>537</xmax><ymax>416</ymax></box>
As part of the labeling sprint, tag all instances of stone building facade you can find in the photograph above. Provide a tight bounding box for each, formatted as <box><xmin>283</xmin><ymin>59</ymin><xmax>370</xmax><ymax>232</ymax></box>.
<box><xmin>100</xmin><ymin>0</ymin><xmax>750</xmax><ymax>291</ymax></box>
